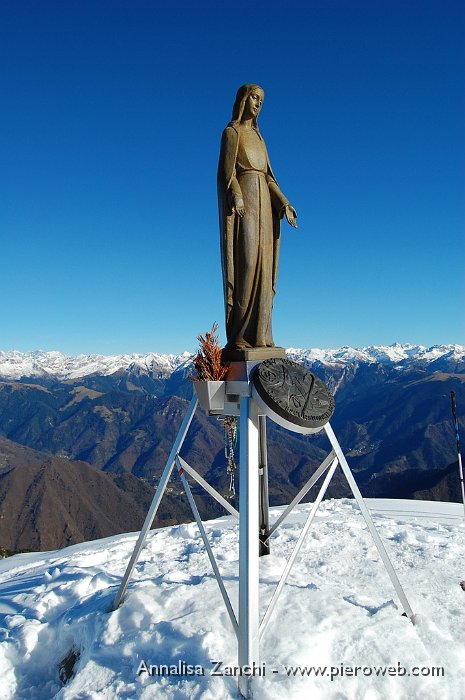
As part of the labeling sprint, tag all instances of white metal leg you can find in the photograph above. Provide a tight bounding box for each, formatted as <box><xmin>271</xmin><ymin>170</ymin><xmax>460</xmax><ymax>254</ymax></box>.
<box><xmin>112</xmin><ymin>394</ymin><xmax>198</xmax><ymax>610</ymax></box>
<box><xmin>176</xmin><ymin>456</ymin><xmax>238</xmax><ymax>636</ymax></box>
<box><xmin>324</xmin><ymin>422</ymin><xmax>415</xmax><ymax>621</ymax></box>
<box><xmin>177</xmin><ymin>455</ymin><xmax>239</xmax><ymax>519</ymax></box>
<box><xmin>238</xmin><ymin>395</ymin><xmax>260</xmax><ymax>699</ymax></box>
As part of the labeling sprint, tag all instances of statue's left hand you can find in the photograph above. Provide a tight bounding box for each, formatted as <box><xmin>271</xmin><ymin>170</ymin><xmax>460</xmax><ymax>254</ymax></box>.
<box><xmin>285</xmin><ymin>205</ymin><xmax>298</xmax><ymax>228</ymax></box>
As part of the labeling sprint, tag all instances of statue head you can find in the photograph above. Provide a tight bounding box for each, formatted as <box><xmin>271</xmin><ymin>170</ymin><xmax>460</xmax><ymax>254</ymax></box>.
<box><xmin>231</xmin><ymin>84</ymin><xmax>264</xmax><ymax>128</ymax></box>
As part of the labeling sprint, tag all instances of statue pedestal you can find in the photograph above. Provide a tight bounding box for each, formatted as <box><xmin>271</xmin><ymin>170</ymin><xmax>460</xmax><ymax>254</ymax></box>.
<box><xmin>221</xmin><ymin>346</ymin><xmax>286</xmax><ymax>363</ymax></box>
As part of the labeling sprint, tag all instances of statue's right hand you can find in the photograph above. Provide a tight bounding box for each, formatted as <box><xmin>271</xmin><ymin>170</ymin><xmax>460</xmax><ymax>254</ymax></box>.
<box><xmin>234</xmin><ymin>197</ymin><xmax>245</xmax><ymax>218</ymax></box>
<box><xmin>285</xmin><ymin>204</ymin><xmax>298</xmax><ymax>228</ymax></box>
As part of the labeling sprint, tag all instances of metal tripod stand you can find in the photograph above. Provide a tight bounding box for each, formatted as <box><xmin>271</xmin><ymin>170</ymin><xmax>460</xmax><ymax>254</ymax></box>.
<box><xmin>113</xmin><ymin>369</ymin><xmax>415</xmax><ymax>699</ymax></box>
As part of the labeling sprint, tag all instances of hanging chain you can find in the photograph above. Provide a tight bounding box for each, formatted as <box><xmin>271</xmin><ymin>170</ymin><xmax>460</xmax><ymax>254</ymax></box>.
<box><xmin>219</xmin><ymin>416</ymin><xmax>238</xmax><ymax>495</ymax></box>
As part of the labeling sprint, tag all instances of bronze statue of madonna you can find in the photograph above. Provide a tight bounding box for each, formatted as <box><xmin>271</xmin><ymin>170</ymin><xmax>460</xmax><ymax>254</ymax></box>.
<box><xmin>218</xmin><ymin>84</ymin><xmax>297</xmax><ymax>358</ymax></box>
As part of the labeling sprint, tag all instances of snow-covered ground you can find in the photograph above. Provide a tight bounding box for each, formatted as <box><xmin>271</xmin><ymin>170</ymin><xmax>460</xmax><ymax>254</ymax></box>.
<box><xmin>0</xmin><ymin>498</ymin><xmax>464</xmax><ymax>700</ymax></box>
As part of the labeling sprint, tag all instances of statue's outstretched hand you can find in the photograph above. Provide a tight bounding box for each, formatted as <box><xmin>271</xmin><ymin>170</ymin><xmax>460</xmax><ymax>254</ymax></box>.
<box><xmin>285</xmin><ymin>205</ymin><xmax>298</xmax><ymax>228</ymax></box>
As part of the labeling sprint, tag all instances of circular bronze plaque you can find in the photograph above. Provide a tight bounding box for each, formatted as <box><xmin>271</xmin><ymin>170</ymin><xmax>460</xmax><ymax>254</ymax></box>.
<box><xmin>251</xmin><ymin>358</ymin><xmax>335</xmax><ymax>434</ymax></box>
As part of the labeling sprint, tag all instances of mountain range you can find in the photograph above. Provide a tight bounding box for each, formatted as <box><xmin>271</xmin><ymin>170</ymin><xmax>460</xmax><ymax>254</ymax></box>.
<box><xmin>0</xmin><ymin>343</ymin><xmax>464</xmax><ymax>551</ymax></box>
<box><xmin>1</xmin><ymin>343</ymin><xmax>463</xmax><ymax>381</ymax></box>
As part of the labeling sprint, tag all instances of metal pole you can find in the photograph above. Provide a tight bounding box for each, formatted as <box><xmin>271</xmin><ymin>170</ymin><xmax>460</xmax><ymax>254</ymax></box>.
<box><xmin>238</xmin><ymin>394</ymin><xmax>260</xmax><ymax>699</ymax></box>
<box><xmin>451</xmin><ymin>391</ymin><xmax>465</xmax><ymax>519</ymax></box>
<box><xmin>258</xmin><ymin>415</ymin><xmax>270</xmax><ymax>556</ymax></box>
<box><xmin>112</xmin><ymin>394</ymin><xmax>198</xmax><ymax>610</ymax></box>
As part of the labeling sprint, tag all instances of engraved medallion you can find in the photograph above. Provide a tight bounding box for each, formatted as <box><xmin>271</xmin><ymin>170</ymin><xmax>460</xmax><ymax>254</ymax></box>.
<box><xmin>251</xmin><ymin>358</ymin><xmax>335</xmax><ymax>434</ymax></box>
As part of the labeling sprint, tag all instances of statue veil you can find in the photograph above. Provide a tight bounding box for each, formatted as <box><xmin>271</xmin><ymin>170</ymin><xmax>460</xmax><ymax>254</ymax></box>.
<box><xmin>229</xmin><ymin>84</ymin><xmax>263</xmax><ymax>131</ymax></box>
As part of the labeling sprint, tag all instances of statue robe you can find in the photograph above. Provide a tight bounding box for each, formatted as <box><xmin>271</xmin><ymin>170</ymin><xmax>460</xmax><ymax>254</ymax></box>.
<box><xmin>217</xmin><ymin>124</ymin><xmax>289</xmax><ymax>349</ymax></box>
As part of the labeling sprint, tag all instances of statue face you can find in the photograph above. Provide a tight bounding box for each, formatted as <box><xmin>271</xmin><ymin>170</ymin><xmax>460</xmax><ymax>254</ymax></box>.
<box><xmin>242</xmin><ymin>88</ymin><xmax>264</xmax><ymax>121</ymax></box>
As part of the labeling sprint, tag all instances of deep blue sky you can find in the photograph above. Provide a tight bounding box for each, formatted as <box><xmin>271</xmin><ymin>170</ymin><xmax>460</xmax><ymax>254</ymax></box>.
<box><xmin>1</xmin><ymin>0</ymin><xmax>464</xmax><ymax>354</ymax></box>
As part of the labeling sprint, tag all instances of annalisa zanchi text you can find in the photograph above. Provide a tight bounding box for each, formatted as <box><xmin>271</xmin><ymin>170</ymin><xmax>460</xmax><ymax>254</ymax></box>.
<box><xmin>136</xmin><ymin>660</ymin><xmax>445</xmax><ymax>679</ymax></box>
<box><xmin>137</xmin><ymin>660</ymin><xmax>265</xmax><ymax>677</ymax></box>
